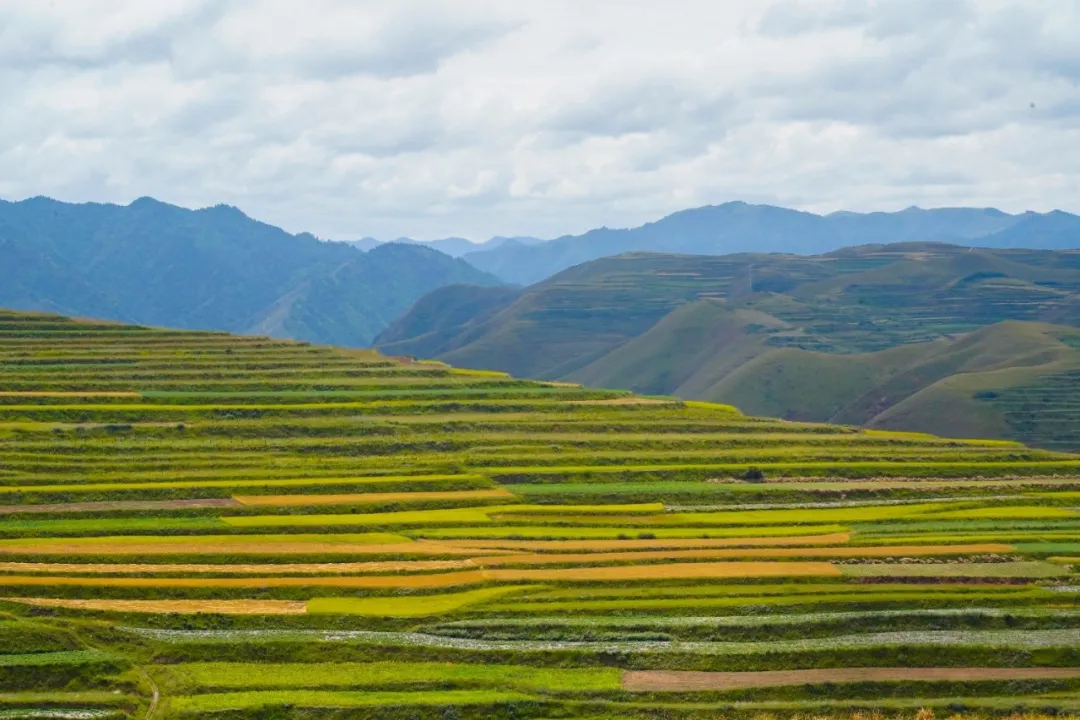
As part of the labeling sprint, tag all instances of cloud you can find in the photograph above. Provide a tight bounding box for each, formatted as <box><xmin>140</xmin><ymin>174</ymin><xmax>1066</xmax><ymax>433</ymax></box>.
<box><xmin>0</xmin><ymin>0</ymin><xmax>1077</xmax><ymax>241</ymax></box>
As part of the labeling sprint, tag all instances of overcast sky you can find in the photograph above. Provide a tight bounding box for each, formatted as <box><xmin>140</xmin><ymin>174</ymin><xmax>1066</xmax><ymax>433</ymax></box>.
<box><xmin>1</xmin><ymin>0</ymin><xmax>1078</xmax><ymax>241</ymax></box>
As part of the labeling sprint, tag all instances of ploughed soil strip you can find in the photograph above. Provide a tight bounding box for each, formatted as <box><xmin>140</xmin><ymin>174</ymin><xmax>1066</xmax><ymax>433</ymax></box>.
<box><xmin>0</xmin><ymin>498</ymin><xmax>242</xmax><ymax>514</ymax></box>
<box><xmin>623</xmin><ymin>667</ymin><xmax>1080</xmax><ymax>691</ymax></box>
<box><xmin>1</xmin><ymin>597</ymin><xmax>307</xmax><ymax>614</ymax></box>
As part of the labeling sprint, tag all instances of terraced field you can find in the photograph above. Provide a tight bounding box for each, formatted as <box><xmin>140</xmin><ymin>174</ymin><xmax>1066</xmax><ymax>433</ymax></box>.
<box><xmin>4</xmin><ymin>310</ymin><xmax>1080</xmax><ymax>719</ymax></box>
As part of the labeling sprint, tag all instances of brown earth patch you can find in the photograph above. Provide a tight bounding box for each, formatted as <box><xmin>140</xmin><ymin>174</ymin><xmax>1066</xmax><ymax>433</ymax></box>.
<box><xmin>1</xmin><ymin>597</ymin><xmax>306</xmax><ymax>614</ymax></box>
<box><xmin>624</xmin><ymin>667</ymin><xmax>1080</xmax><ymax>691</ymax></box>
<box><xmin>437</xmin><ymin>533</ymin><xmax>851</xmax><ymax>552</ymax></box>
<box><xmin>0</xmin><ymin>498</ymin><xmax>242</xmax><ymax>514</ymax></box>
<box><xmin>234</xmin><ymin>488</ymin><xmax>514</xmax><ymax>507</ymax></box>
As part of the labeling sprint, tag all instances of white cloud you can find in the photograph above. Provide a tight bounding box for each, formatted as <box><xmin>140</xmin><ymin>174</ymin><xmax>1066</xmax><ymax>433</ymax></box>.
<box><xmin>0</xmin><ymin>0</ymin><xmax>1077</xmax><ymax>240</ymax></box>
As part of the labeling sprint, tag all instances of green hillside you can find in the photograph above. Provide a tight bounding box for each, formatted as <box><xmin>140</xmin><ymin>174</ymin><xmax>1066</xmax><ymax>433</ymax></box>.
<box><xmin>377</xmin><ymin>243</ymin><xmax>1080</xmax><ymax>449</ymax></box>
<box><xmin>7</xmin><ymin>309</ymin><xmax>1080</xmax><ymax>718</ymax></box>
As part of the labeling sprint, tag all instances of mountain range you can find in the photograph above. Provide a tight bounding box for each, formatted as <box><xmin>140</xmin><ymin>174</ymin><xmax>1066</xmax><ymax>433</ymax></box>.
<box><xmin>344</xmin><ymin>235</ymin><xmax>545</xmax><ymax>258</ymax></box>
<box><xmin>459</xmin><ymin>203</ymin><xmax>1080</xmax><ymax>285</ymax></box>
<box><xmin>0</xmin><ymin>196</ymin><xmax>500</xmax><ymax>347</ymax></box>
<box><xmin>377</xmin><ymin>243</ymin><xmax>1080</xmax><ymax>450</ymax></box>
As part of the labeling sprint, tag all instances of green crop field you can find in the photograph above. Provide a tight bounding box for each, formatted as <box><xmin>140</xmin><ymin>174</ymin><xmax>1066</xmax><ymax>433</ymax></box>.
<box><xmin>3</xmin><ymin>310</ymin><xmax>1080</xmax><ymax>719</ymax></box>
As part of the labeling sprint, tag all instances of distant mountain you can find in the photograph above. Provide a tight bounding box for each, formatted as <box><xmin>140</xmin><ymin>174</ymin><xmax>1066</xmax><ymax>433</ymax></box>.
<box><xmin>0</xmin><ymin>196</ymin><xmax>502</xmax><ymax>346</ymax></box>
<box><xmin>345</xmin><ymin>234</ymin><xmax>545</xmax><ymax>259</ymax></box>
<box><xmin>461</xmin><ymin>202</ymin><xmax>1078</xmax><ymax>284</ymax></box>
<box><xmin>377</xmin><ymin>243</ymin><xmax>1080</xmax><ymax>449</ymax></box>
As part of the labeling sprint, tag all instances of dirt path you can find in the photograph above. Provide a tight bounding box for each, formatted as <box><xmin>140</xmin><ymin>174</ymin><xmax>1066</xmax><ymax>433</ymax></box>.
<box><xmin>624</xmin><ymin>667</ymin><xmax>1080</xmax><ymax>691</ymax></box>
<box><xmin>136</xmin><ymin>666</ymin><xmax>160</xmax><ymax>719</ymax></box>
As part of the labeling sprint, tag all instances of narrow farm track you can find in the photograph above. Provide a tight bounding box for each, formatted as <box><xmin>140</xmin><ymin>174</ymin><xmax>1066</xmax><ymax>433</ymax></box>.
<box><xmin>4</xmin><ymin>310</ymin><xmax>1080</xmax><ymax>718</ymax></box>
<box><xmin>624</xmin><ymin>667</ymin><xmax>1080</xmax><ymax>690</ymax></box>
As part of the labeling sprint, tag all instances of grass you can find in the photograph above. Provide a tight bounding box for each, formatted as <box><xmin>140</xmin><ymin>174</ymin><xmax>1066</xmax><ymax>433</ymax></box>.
<box><xmin>306</xmin><ymin>587</ymin><xmax>539</xmax><ymax>616</ymax></box>
<box><xmin>169</xmin><ymin>690</ymin><xmax>535</xmax><ymax>713</ymax></box>
<box><xmin>166</xmin><ymin>661</ymin><xmax>620</xmax><ymax>691</ymax></box>
<box><xmin>0</xmin><ymin>651</ymin><xmax>122</xmax><ymax>667</ymax></box>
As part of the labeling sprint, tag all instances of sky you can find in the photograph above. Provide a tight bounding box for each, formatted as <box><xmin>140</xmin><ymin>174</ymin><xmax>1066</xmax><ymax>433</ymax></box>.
<box><xmin>1</xmin><ymin>0</ymin><xmax>1078</xmax><ymax>241</ymax></box>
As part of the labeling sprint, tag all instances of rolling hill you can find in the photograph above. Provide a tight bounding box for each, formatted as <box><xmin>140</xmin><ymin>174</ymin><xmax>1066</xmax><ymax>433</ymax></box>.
<box><xmin>461</xmin><ymin>202</ymin><xmax>1080</xmax><ymax>285</ymax></box>
<box><xmin>6</xmin><ymin>309</ymin><xmax>1080</xmax><ymax>718</ymax></box>
<box><xmin>0</xmin><ymin>196</ymin><xmax>501</xmax><ymax>347</ymax></box>
<box><xmin>377</xmin><ymin>243</ymin><xmax>1080</xmax><ymax>449</ymax></box>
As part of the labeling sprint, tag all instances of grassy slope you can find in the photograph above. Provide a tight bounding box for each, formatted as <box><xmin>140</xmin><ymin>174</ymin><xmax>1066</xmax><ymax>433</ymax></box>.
<box><xmin>383</xmin><ymin>244</ymin><xmax>1080</xmax><ymax>448</ymax></box>
<box><xmin>566</xmin><ymin>300</ymin><xmax>782</xmax><ymax>396</ymax></box>
<box><xmin>702</xmin><ymin>342</ymin><xmax>934</xmax><ymax>422</ymax></box>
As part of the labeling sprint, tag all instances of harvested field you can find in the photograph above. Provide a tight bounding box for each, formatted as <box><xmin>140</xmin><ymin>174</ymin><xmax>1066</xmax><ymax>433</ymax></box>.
<box><xmin>2</xmin><ymin>597</ymin><xmax>306</xmax><ymax>614</ymax></box>
<box><xmin>623</xmin><ymin>667</ymin><xmax>1080</xmax><ymax>691</ymax></box>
